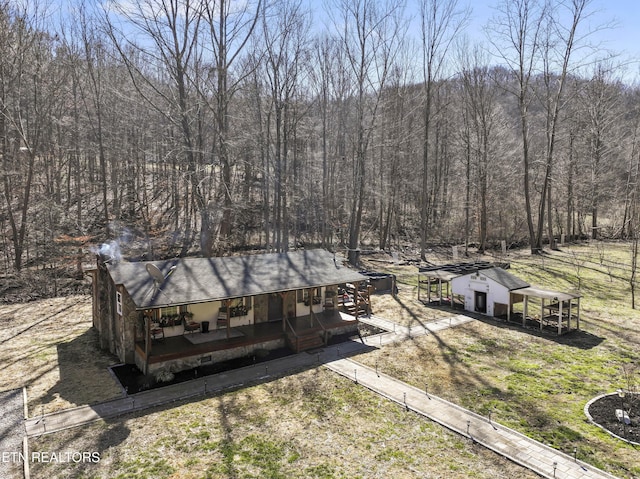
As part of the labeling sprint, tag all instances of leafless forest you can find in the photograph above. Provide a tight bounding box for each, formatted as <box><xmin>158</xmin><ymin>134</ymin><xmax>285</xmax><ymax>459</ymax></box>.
<box><xmin>2</xmin><ymin>0</ymin><xmax>640</xmax><ymax>282</ymax></box>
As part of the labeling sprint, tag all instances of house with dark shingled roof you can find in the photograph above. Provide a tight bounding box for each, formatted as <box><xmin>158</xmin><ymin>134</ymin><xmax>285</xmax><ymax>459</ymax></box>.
<box><xmin>88</xmin><ymin>249</ymin><xmax>369</xmax><ymax>375</ymax></box>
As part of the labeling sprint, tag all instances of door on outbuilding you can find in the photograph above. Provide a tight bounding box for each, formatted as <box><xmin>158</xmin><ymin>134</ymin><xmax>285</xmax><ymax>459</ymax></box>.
<box><xmin>475</xmin><ymin>291</ymin><xmax>487</xmax><ymax>314</ymax></box>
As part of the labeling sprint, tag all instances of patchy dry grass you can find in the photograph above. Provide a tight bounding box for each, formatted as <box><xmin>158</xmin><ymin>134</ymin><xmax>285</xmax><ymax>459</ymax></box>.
<box><xmin>0</xmin><ymin>295</ymin><xmax>122</xmax><ymax>414</ymax></box>
<box><xmin>30</xmin><ymin>368</ymin><xmax>538</xmax><ymax>479</ymax></box>
<box><xmin>371</xmin><ymin>289</ymin><xmax>457</xmax><ymax>328</ymax></box>
<box><xmin>8</xmin><ymin>242</ymin><xmax>640</xmax><ymax>477</ymax></box>
<box><xmin>356</xmin><ymin>242</ymin><xmax>640</xmax><ymax>478</ymax></box>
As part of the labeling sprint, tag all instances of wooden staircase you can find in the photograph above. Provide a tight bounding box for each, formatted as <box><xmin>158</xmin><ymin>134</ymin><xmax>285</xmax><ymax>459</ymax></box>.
<box><xmin>287</xmin><ymin>328</ymin><xmax>325</xmax><ymax>353</ymax></box>
<box><xmin>342</xmin><ymin>300</ymin><xmax>368</xmax><ymax>316</ymax></box>
<box><xmin>340</xmin><ymin>285</ymin><xmax>371</xmax><ymax>317</ymax></box>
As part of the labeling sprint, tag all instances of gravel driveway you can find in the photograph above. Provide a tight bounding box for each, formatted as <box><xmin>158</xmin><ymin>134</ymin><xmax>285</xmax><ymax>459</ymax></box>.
<box><xmin>0</xmin><ymin>389</ymin><xmax>25</xmax><ymax>479</ymax></box>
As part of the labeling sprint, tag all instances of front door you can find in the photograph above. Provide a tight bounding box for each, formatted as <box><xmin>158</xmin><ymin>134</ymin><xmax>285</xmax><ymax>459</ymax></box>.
<box><xmin>268</xmin><ymin>293</ymin><xmax>283</xmax><ymax>321</ymax></box>
<box><xmin>475</xmin><ymin>291</ymin><xmax>487</xmax><ymax>314</ymax></box>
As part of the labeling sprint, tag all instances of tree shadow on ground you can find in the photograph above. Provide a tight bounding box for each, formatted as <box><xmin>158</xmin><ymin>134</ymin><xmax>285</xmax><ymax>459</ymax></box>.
<box><xmin>29</xmin><ymin>419</ymin><xmax>130</xmax><ymax>478</ymax></box>
<box><xmin>39</xmin><ymin>329</ymin><xmax>121</xmax><ymax>408</ymax></box>
<box><xmin>391</xmin><ymin>295</ymin><xmax>428</xmax><ymax>329</ymax></box>
<box><xmin>423</xmin><ymin>302</ymin><xmax>605</xmax><ymax>350</ymax></box>
<box><xmin>474</xmin><ymin>314</ymin><xmax>605</xmax><ymax>350</ymax></box>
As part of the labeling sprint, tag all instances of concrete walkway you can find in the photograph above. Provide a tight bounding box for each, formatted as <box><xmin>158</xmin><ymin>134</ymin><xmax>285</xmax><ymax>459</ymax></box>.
<box><xmin>325</xmin><ymin>356</ymin><xmax>619</xmax><ymax>479</ymax></box>
<box><xmin>358</xmin><ymin>313</ymin><xmax>473</xmax><ymax>341</ymax></box>
<box><xmin>24</xmin><ymin>316</ymin><xmax>621</xmax><ymax>479</ymax></box>
<box><xmin>26</xmin><ymin>342</ymin><xmax>366</xmax><ymax>437</ymax></box>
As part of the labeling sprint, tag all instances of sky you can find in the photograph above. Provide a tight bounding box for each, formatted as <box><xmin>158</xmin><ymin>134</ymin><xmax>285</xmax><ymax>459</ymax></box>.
<box><xmin>309</xmin><ymin>0</ymin><xmax>640</xmax><ymax>83</ymax></box>
<box><xmin>454</xmin><ymin>0</ymin><xmax>640</xmax><ymax>81</ymax></box>
<box><xmin>92</xmin><ymin>0</ymin><xmax>640</xmax><ymax>84</ymax></box>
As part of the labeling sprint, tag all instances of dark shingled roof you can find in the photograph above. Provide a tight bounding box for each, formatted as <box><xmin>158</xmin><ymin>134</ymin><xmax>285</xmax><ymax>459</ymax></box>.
<box><xmin>107</xmin><ymin>249</ymin><xmax>367</xmax><ymax>309</ymax></box>
<box><xmin>479</xmin><ymin>267</ymin><xmax>530</xmax><ymax>291</ymax></box>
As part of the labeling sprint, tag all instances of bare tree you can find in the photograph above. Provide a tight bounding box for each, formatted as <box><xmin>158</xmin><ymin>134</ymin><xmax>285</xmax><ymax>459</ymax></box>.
<box><xmin>0</xmin><ymin>1</ymin><xmax>60</xmax><ymax>270</ymax></box>
<box><xmin>200</xmin><ymin>0</ymin><xmax>261</xmax><ymax>251</ymax></box>
<box><xmin>258</xmin><ymin>0</ymin><xmax>311</xmax><ymax>251</ymax></box>
<box><xmin>104</xmin><ymin>0</ymin><xmax>213</xmax><ymax>253</ymax></box>
<box><xmin>418</xmin><ymin>0</ymin><xmax>468</xmax><ymax>260</ymax></box>
<box><xmin>488</xmin><ymin>0</ymin><xmax>546</xmax><ymax>254</ymax></box>
<box><xmin>459</xmin><ymin>45</ymin><xmax>499</xmax><ymax>253</ymax></box>
<box><xmin>330</xmin><ymin>0</ymin><xmax>405</xmax><ymax>265</ymax></box>
<box><xmin>537</xmin><ymin>0</ymin><xmax>593</xmax><ymax>251</ymax></box>
<box><xmin>490</xmin><ymin>0</ymin><xmax>597</xmax><ymax>253</ymax></box>
<box><xmin>578</xmin><ymin>60</ymin><xmax>623</xmax><ymax>240</ymax></box>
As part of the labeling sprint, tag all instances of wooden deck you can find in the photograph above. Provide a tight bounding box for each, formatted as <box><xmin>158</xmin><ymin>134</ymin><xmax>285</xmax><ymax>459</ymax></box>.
<box><xmin>136</xmin><ymin>310</ymin><xmax>358</xmax><ymax>368</ymax></box>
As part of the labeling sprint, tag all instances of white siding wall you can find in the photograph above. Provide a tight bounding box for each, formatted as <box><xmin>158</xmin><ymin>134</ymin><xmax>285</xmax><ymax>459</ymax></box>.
<box><xmin>295</xmin><ymin>287</ymin><xmax>325</xmax><ymax>316</ymax></box>
<box><xmin>190</xmin><ymin>301</ymin><xmax>221</xmax><ymax>324</ymax></box>
<box><xmin>452</xmin><ymin>273</ymin><xmax>510</xmax><ymax>317</ymax></box>
<box><xmin>190</xmin><ymin>300</ymin><xmax>255</xmax><ymax>328</ymax></box>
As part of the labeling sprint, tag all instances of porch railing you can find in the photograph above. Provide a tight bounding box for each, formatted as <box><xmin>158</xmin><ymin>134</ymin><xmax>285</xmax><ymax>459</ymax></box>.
<box><xmin>284</xmin><ymin>317</ymin><xmax>299</xmax><ymax>352</ymax></box>
<box><xmin>310</xmin><ymin>310</ymin><xmax>328</xmax><ymax>345</ymax></box>
<box><xmin>355</xmin><ymin>290</ymin><xmax>371</xmax><ymax>315</ymax></box>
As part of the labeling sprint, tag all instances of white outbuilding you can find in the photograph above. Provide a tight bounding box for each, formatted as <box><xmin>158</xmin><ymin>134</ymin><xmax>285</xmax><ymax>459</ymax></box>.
<box><xmin>419</xmin><ymin>262</ymin><xmax>582</xmax><ymax>335</ymax></box>
<box><xmin>450</xmin><ymin>267</ymin><xmax>530</xmax><ymax>317</ymax></box>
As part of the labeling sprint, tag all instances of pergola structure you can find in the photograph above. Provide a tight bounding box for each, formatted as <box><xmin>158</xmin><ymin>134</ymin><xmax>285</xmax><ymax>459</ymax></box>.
<box><xmin>418</xmin><ymin>261</ymin><xmax>496</xmax><ymax>305</ymax></box>
<box><xmin>418</xmin><ymin>269</ymin><xmax>457</xmax><ymax>304</ymax></box>
<box><xmin>513</xmin><ymin>286</ymin><xmax>581</xmax><ymax>335</ymax></box>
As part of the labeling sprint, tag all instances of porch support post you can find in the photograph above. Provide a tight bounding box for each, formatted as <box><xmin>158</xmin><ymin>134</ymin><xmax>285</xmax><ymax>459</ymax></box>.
<box><xmin>507</xmin><ymin>294</ymin><xmax>511</xmax><ymax>322</ymax></box>
<box><xmin>225</xmin><ymin>299</ymin><xmax>230</xmax><ymax>339</ymax></box>
<box><xmin>568</xmin><ymin>300</ymin><xmax>573</xmax><ymax>331</ymax></box>
<box><xmin>308</xmin><ymin>288</ymin><xmax>313</xmax><ymax>327</ymax></box>
<box><xmin>522</xmin><ymin>295</ymin><xmax>528</xmax><ymax>328</ymax></box>
<box><xmin>281</xmin><ymin>291</ymin><xmax>288</xmax><ymax>332</ymax></box>
<box><xmin>144</xmin><ymin>313</ymin><xmax>151</xmax><ymax>375</ymax></box>
<box><xmin>438</xmin><ymin>279</ymin><xmax>443</xmax><ymax>305</ymax></box>
<box><xmin>354</xmin><ymin>281</ymin><xmax>360</xmax><ymax>322</ymax></box>
<box><xmin>427</xmin><ymin>277</ymin><xmax>431</xmax><ymax>303</ymax></box>
<box><xmin>576</xmin><ymin>297</ymin><xmax>581</xmax><ymax>331</ymax></box>
<box><xmin>558</xmin><ymin>301</ymin><xmax>563</xmax><ymax>335</ymax></box>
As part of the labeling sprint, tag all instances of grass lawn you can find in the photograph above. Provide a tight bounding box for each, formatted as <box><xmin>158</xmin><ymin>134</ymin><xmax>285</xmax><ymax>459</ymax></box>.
<box><xmin>5</xmin><ymin>241</ymin><xmax>640</xmax><ymax>477</ymax></box>
<box><xmin>354</xmin><ymin>242</ymin><xmax>640</xmax><ymax>478</ymax></box>
<box><xmin>29</xmin><ymin>367</ymin><xmax>538</xmax><ymax>479</ymax></box>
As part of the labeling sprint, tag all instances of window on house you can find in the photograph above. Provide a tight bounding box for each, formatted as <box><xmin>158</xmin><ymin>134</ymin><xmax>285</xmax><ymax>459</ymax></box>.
<box><xmin>116</xmin><ymin>292</ymin><xmax>123</xmax><ymax>316</ymax></box>
<box><xmin>297</xmin><ymin>288</ymin><xmax>320</xmax><ymax>303</ymax></box>
<box><xmin>244</xmin><ymin>296</ymin><xmax>252</xmax><ymax>310</ymax></box>
<box><xmin>161</xmin><ymin>306</ymin><xmax>179</xmax><ymax>317</ymax></box>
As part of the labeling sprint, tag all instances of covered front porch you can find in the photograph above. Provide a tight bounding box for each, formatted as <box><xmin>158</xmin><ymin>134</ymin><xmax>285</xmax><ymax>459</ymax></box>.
<box><xmin>135</xmin><ymin>310</ymin><xmax>359</xmax><ymax>374</ymax></box>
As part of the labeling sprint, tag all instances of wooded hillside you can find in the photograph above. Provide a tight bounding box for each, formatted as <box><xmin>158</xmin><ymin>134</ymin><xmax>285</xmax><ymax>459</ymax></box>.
<box><xmin>1</xmin><ymin>0</ymin><xmax>639</xmax><ymax>280</ymax></box>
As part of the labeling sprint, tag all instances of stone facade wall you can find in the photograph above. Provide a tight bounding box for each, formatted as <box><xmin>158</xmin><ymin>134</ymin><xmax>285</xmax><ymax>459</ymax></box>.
<box><xmin>93</xmin><ymin>258</ymin><xmax>136</xmax><ymax>364</ymax></box>
<box><xmin>145</xmin><ymin>338</ymin><xmax>286</xmax><ymax>375</ymax></box>
<box><xmin>95</xmin><ymin>259</ymin><xmax>116</xmax><ymax>355</ymax></box>
<box><xmin>120</xmin><ymin>287</ymin><xmax>137</xmax><ymax>364</ymax></box>
<box><xmin>254</xmin><ymin>295</ymin><xmax>268</xmax><ymax>322</ymax></box>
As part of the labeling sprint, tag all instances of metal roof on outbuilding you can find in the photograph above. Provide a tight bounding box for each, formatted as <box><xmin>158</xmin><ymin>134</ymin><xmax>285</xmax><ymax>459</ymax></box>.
<box><xmin>480</xmin><ymin>267</ymin><xmax>530</xmax><ymax>291</ymax></box>
<box><xmin>514</xmin><ymin>286</ymin><xmax>581</xmax><ymax>302</ymax></box>
<box><xmin>107</xmin><ymin>249</ymin><xmax>367</xmax><ymax>309</ymax></box>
